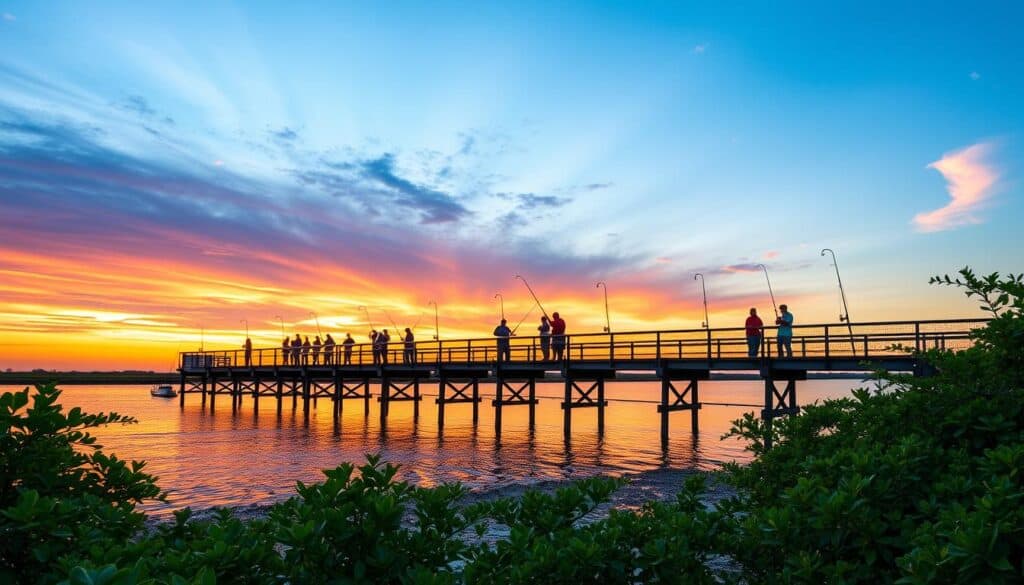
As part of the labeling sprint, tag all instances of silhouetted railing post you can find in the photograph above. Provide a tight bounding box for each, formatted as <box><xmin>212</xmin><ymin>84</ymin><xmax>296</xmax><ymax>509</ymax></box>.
<box><xmin>914</xmin><ymin>322</ymin><xmax>922</xmax><ymax>352</ymax></box>
<box><xmin>656</xmin><ymin>332</ymin><xmax>661</xmax><ymax>360</ymax></box>
<box><xmin>706</xmin><ymin>329</ymin><xmax>712</xmax><ymax>360</ymax></box>
<box><xmin>824</xmin><ymin>325</ymin><xmax>831</xmax><ymax>359</ymax></box>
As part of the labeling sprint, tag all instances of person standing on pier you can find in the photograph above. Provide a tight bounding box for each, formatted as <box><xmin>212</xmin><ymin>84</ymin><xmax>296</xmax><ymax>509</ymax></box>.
<box><xmin>745</xmin><ymin>308</ymin><xmax>764</xmax><ymax>358</ymax></box>
<box><xmin>776</xmin><ymin>304</ymin><xmax>794</xmax><ymax>357</ymax></box>
<box><xmin>312</xmin><ymin>335</ymin><xmax>322</xmax><ymax>365</ymax></box>
<box><xmin>403</xmin><ymin>328</ymin><xmax>416</xmax><ymax>364</ymax></box>
<box><xmin>538</xmin><ymin>316</ymin><xmax>551</xmax><ymax>361</ymax></box>
<box><xmin>323</xmin><ymin>334</ymin><xmax>335</xmax><ymax>365</ymax></box>
<box><xmin>343</xmin><ymin>333</ymin><xmax>354</xmax><ymax>364</ymax></box>
<box><xmin>291</xmin><ymin>334</ymin><xmax>302</xmax><ymax>366</ymax></box>
<box><xmin>379</xmin><ymin>329</ymin><xmax>391</xmax><ymax>365</ymax></box>
<box><xmin>282</xmin><ymin>338</ymin><xmax>290</xmax><ymax>365</ymax></box>
<box><xmin>370</xmin><ymin>330</ymin><xmax>380</xmax><ymax>365</ymax></box>
<box><xmin>243</xmin><ymin>337</ymin><xmax>252</xmax><ymax>367</ymax></box>
<box><xmin>493</xmin><ymin>319</ymin><xmax>513</xmax><ymax>362</ymax></box>
<box><xmin>550</xmin><ymin>312</ymin><xmax>567</xmax><ymax>361</ymax></box>
<box><xmin>302</xmin><ymin>336</ymin><xmax>311</xmax><ymax>365</ymax></box>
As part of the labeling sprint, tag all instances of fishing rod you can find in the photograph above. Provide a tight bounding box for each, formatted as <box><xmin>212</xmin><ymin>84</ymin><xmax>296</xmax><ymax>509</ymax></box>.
<box><xmin>757</xmin><ymin>264</ymin><xmax>779</xmax><ymax>318</ymax></box>
<box><xmin>382</xmin><ymin>309</ymin><xmax>401</xmax><ymax>334</ymax></box>
<box><xmin>514</xmin><ymin>274</ymin><xmax>549</xmax><ymax>319</ymax></box>
<box><xmin>358</xmin><ymin>306</ymin><xmax>374</xmax><ymax>332</ymax></box>
<box><xmin>510</xmin><ymin>300</ymin><xmax>539</xmax><ymax>334</ymax></box>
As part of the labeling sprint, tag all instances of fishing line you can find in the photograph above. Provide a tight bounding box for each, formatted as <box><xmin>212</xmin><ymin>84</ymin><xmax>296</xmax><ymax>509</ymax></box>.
<box><xmin>510</xmin><ymin>301</ymin><xmax>538</xmax><ymax>334</ymax></box>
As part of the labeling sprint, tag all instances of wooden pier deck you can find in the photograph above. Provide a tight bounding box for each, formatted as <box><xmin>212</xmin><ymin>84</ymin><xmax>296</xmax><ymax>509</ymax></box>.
<box><xmin>178</xmin><ymin>319</ymin><xmax>983</xmax><ymax>442</ymax></box>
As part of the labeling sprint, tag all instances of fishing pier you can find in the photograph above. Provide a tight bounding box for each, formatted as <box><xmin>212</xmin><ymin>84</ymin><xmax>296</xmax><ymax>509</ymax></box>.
<box><xmin>179</xmin><ymin>319</ymin><xmax>981</xmax><ymax>442</ymax></box>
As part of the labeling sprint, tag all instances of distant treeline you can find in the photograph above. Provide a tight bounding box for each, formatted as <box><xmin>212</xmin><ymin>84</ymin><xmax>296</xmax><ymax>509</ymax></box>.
<box><xmin>0</xmin><ymin>371</ymin><xmax>177</xmax><ymax>385</ymax></box>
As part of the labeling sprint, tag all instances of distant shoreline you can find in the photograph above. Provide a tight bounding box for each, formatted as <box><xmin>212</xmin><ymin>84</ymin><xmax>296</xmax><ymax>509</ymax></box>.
<box><xmin>0</xmin><ymin>372</ymin><xmax>179</xmax><ymax>385</ymax></box>
<box><xmin>0</xmin><ymin>370</ymin><xmax>872</xmax><ymax>386</ymax></box>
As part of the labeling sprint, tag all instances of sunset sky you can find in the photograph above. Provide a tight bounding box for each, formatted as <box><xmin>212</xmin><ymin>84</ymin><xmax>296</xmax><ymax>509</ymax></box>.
<box><xmin>1</xmin><ymin>2</ymin><xmax>1021</xmax><ymax>370</ymax></box>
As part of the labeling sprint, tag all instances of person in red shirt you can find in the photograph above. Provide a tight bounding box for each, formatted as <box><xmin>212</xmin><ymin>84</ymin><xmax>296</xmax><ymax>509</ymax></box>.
<box><xmin>550</xmin><ymin>312</ymin><xmax>567</xmax><ymax>361</ymax></box>
<box><xmin>745</xmin><ymin>308</ymin><xmax>764</xmax><ymax>358</ymax></box>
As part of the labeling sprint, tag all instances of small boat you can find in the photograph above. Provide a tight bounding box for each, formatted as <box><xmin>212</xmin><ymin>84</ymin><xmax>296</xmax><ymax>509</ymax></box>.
<box><xmin>150</xmin><ymin>384</ymin><xmax>177</xmax><ymax>398</ymax></box>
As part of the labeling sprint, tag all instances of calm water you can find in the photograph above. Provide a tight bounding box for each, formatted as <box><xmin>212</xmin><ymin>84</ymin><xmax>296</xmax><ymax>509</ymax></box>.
<box><xmin>7</xmin><ymin>379</ymin><xmax>863</xmax><ymax>515</ymax></box>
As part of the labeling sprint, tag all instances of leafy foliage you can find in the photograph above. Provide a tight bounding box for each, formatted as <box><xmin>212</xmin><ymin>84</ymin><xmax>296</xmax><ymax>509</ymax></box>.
<box><xmin>0</xmin><ymin>383</ymin><xmax>161</xmax><ymax>584</ymax></box>
<box><xmin>721</xmin><ymin>267</ymin><xmax>1024</xmax><ymax>583</ymax></box>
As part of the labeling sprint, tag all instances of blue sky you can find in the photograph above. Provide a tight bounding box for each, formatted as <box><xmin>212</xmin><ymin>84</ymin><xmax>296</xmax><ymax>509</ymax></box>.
<box><xmin>0</xmin><ymin>0</ymin><xmax>1021</xmax><ymax>366</ymax></box>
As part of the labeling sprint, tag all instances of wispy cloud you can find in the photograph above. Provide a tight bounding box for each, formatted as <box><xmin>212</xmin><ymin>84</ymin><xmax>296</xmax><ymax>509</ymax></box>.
<box><xmin>693</xmin><ymin>43</ymin><xmax>707</xmax><ymax>54</ymax></box>
<box><xmin>360</xmin><ymin>153</ymin><xmax>469</xmax><ymax>223</ymax></box>
<box><xmin>913</xmin><ymin>142</ymin><xmax>999</xmax><ymax>233</ymax></box>
<box><xmin>270</xmin><ymin>126</ymin><xmax>298</xmax><ymax>142</ymax></box>
<box><xmin>722</xmin><ymin>263</ymin><xmax>761</xmax><ymax>273</ymax></box>
<box><xmin>515</xmin><ymin>193</ymin><xmax>571</xmax><ymax>210</ymax></box>
<box><xmin>969</xmin><ymin>71</ymin><xmax>981</xmax><ymax>81</ymax></box>
<box><xmin>3</xmin><ymin>13</ymin><xmax>15</xmax><ymax>22</ymax></box>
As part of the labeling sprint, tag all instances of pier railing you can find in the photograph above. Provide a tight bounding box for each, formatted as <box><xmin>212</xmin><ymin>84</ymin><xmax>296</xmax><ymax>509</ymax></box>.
<box><xmin>180</xmin><ymin>318</ymin><xmax>987</xmax><ymax>370</ymax></box>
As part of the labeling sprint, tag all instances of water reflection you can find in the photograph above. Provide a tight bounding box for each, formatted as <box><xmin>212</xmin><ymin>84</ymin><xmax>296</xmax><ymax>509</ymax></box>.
<box><xmin>7</xmin><ymin>379</ymin><xmax>863</xmax><ymax>515</ymax></box>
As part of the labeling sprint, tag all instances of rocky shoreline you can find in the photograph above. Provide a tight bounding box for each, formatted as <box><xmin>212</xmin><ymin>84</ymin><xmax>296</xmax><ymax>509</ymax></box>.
<box><xmin>155</xmin><ymin>465</ymin><xmax>736</xmax><ymax>528</ymax></box>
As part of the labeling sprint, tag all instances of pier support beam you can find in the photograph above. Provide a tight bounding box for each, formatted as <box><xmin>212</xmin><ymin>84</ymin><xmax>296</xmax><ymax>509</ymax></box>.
<box><xmin>657</xmin><ymin>378</ymin><xmax>703</xmax><ymax>442</ymax></box>
<box><xmin>377</xmin><ymin>367</ymin><xmax>431</xmax><ymax>421</ymax></box>
<box><xmin>493</xmin><ymin>365</ymin><xmax>545</xmax><ymax>436</ymax></box>
<box><xmin>438</xmin><ymin>378</ymin><xmax>481</xmax><ymax>427</ymax></box>
<box><xmin>560</xmin><ymin>366</ymin><xmax>613</xmax><ymax>437</ymax></box>
<box><xmin>379</xmin><ymin>378</ymin><xmax>422</xmax><ymax>420</ymax></box>
<box><xmin>656</xmin><ymin>362</ymin><xmax>708</xmax><ymax>444</ymax></box>
<box><xmin>761</xmin><ymin>368</ymin><xmax>804</xmax><ymax>449</ymax></box>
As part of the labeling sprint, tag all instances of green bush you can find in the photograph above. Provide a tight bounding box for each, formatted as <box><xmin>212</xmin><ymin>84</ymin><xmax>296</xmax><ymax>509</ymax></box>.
<box><xmin>719</xmin><ymin>268</ymin><xmax>1024</xmax><ymax>583</ymax></box>
<box><xmin>0</xmin><ymin>383</ymin><xmax>161</xmax><ymax>584</ymax></box>
<box><xmin>1</xmin><ymin>266</ymin><xmax>1020</xmax><ymax>584</ymax></box>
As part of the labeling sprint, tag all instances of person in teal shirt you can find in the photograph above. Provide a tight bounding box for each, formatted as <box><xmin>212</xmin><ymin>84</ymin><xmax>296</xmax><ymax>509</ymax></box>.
<box><xmin>776</xmin><ymin>304</ymin><xmax>794</xmax><ymax>357</ymax></box>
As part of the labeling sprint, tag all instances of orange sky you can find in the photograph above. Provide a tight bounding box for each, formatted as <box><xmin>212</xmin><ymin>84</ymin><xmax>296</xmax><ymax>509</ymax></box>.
<box><xmin>0</xmin><ymin>229</ymin><xmax>979</xmax><ymax>371</ymax></box>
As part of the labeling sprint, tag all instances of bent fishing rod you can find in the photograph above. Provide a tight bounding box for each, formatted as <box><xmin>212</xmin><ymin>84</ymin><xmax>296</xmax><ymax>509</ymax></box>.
<box><xmin>514</xmin><ymin>274</ymin><xmax>549</xmax><ymax>319</ymax></box>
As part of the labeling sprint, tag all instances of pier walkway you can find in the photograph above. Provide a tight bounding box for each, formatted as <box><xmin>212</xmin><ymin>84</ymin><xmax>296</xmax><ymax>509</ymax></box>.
<box><xmin>179</xmin><ymin>318</ymin><xmax>983</xmax><ymax>442</ymax></box>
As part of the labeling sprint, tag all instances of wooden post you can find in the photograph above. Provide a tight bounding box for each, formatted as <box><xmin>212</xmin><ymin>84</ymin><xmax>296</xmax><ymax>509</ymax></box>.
<box><xmin>413</xmin><ymin>379</ymin><xmax>420</xmax><ymax>420</ymax></box>
<box><xmin>691</xmin><ymin>380</ymin><xmax>700</xmax><ymax>433</ymax></box>
<box><xmin>179</xmin><ymin>371</ymin><xmax>186</xmax><ymax>408</ymax></box>
<box><xmin>437</xmin><ymin>374</ymin><xmax>446</xmax><ymax>428</ymax></box>
<box><xmin>208</xmin><ymin>373</ymin><xmax>215</xmax><ymax>409</ymax></box>
<box><xmin>363</xmin><ymin>380</ymin><xmax>370</xmax><ymax>416</ymax></box>
<box><xmin>276</xmin><ymin>377</ymin><xmax>283</xmax><ymax>415</ymax></box>
<box><xmin>596</xmin><ymin>378</ymin><xmax>605</xmax><ymax>434</ymax></box>
<box><xmin>562</xmin><ymin>375</ymin><xmax>572</xmax><ymax>436</ymax></box>
<box><xmin>660</xmin><ymin>377</ymin><xmax>670</xmax><ymax>443</ymax></box>
<box><xmin>333</xmin><ymin>371</ymin><xmax>342</xmax><ymax>418</ymax></box>
<box><xmin>494</xmin><ymin>373</ymin><xmax>504</xmax><ymax>436</ymax></box>
<box><xmin>302</xmin><ymin>375</ymin><xmax>311</xmax><ymax>414</ymax></box>
<box><xmin>526</xmin><ymin>378</ymin><xmax>535</xmax><ymax>429</ymax></box>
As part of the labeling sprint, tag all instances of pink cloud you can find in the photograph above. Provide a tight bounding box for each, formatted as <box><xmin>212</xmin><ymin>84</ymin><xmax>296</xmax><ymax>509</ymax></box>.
<box><xmin>913</xmin><ymin>142</ymin><xmax>999</xmax><ymax>233</ymax></box>
<box><xmin>763</xmin><ymin>250</ymin><xmax>779</xmax><ymax>260</ymax></box>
